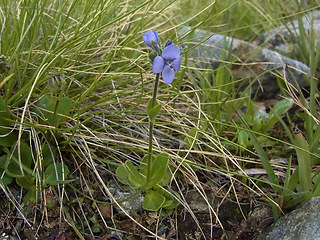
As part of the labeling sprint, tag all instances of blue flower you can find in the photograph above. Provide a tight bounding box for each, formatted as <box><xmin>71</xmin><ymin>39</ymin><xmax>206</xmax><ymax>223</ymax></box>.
<box><xmin>142</xmin><ymin>30</ymin><xmax>160</xmax><ymax>49</ymax></box>
<box><xmin>152</xmin><ymin>43</ymin><xmax>182</xmax><ymax>84</ymax></box>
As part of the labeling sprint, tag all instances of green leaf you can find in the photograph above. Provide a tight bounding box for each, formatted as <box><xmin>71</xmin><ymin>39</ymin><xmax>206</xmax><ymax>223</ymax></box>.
<box><xmin>162</xmin><ymin>199</ymin><xmax>173</xmax><ymax>208</ymax></box>
<box><xmin>159</xmin><ymin>208</ymin><xmax>175</xmax><ymax>216</ymax></box>
<box><xmin>125</xmin><ymin>160</ymin><xmax>146</xmax><ymax>187</ymax></box>
<box><xmin>23</xmin><ymin>188</ymin><xmax>38</xmax><ymax>205</ymax></box>
<box><xmin>139</xmin><ymin>155</ymin><xmax>151</xmax><ymax>176</ymax></box>
<box><xmin>237</xmin><ymin>114</ymin><xmax>280</xmax><ymax>194</ymax></box>
<box><xmin>142</xmin><ymin>190</ymin><xmax>165</xmax><ymax>211</ymax></box>
<box><xmin>35</xmin><ymin>95</ymin><xmax>72</xmax><ymax>126</ymax></box>
<box><xmin>0</xmin><ymin>173</ymin><xmax>13</xmax><ymax>186</ymax></box>
<box><xmin>312</xmin><ymin>171</ymin><xmax>320</xmax><ymax>187</ymax></box>
<box><xmin>6</xmin><ymin>142</ymin><xmax>33</xmax><ymax>177</ymax></box>
<box><xmin>16</xmin><ymin>142</ymin><xmax>33</xmax><ymax>168</ymax></box>
<box><xmin>313</xmin><ymin>179</ymin><xmax>320</xmax><ymax>197</ymax></box>
<box><xmin>0</xmin><ymin>133</ymin><xmax>16</xmax><ymax>147</ymax></box>
<box><xmin>238</xmin><ymin>130</ymin><xmax>249</xmax><ymax>147</ymax></box>
<box><xmin>45</xmin><ymin>163</ymin><xmax>70</xmax><ymax>185</ymax></box>
<box><xmin>140</xmin><ymin>154</ymin><xmax>172</xmax><ymax>188</ymax></box>
<box><xmin>115</xmin><ymin>164</ymin><xmax>130</xmax><ymax>185</ymax></box>
<box><xmin>42</xmin><ymin>144</ymin><xmax>56</xmax><ymax>167</ymax></box>
<box><xmin>147</xmin><ymin>98</ymin><xmax>162</xmax><ymax>122</ymax></box>
<box><xmin>250</xmin><ymin>132</ymin><xmax>280</xmax><ymax>193</ymax></box>
<box><xmin>0</xmin><ymin>95</ymin><xmax>16</xmax><ymax>147</ymax></box>
<box><xmin>267</xmin><ymin>98</ymin><xmax>293</xmax><ymax>129</ymax></box>
<box><xmin>0</xmin><ymin>95</ymin><xmax>11</xmax><ymax>129</ymax></box>
<box><xmin>56</xmin><ymin>96</ymin><xmax>72</xmax><ymax>124</ymax></box>
<box><xmin>294</xmin><ymin>132</ymin><xmax>312</xmax><ymax>193</ymax></box>
<box><xmin>283</xmin><ymin>156</ymin><xmax>293</xmax><ymax>195</ymax></box>
<box><xmin>148</xmin><ymin>153</ymin><xmax>169</xmax><ymax>188</ymax></box>
<box><xmin>283</xmin><ymin>191</ymin><xmax>311</xmax><ymax>208</ymax></box>
<box><xmin>160</xmin><ymin>189</ymin><xmax>180</xmax><ymax>210</ymax></box>
<box><xmin>158</xmin><ymin>166</ymin><xmax>173</xmax><ymax>187</ymax></box>
<box><xmin>34</xmin><ymin>94</ymin><xmax>55</xmax><ymax>122</ymax></box>
<box><xmin>287</xmin><ymin>167</ymin><xmax>299</xmax><ymax>191</ymax></box>
<box><xmin>0</xmin><ymin>155</ymin><xmax>7</xmax><ymax>168</ymax></box>
<box><xmin>252</xmin><ymin>117</ymin><xmax>261</xmax><ymax>132</ymax></box>
<box><xmin>16</xmin><ymin>174</ymin><xmax>34</xmax><ymax>189</ymax></box>
<box><xmin>92</xmin><ymin>226</ymin><xmax>100</xmax><ymax>233</ymax></box>
<box><xmin>244</xmin><ymin>98</ymin><xmax>255</xmax><ymax>121</ymax></box>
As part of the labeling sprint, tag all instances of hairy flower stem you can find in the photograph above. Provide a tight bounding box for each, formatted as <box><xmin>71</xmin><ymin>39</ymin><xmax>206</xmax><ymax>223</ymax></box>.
<box><xmin>146</xmin><ymin>73</ymin><xmax>160</xmax><ymax>182</ymax></box>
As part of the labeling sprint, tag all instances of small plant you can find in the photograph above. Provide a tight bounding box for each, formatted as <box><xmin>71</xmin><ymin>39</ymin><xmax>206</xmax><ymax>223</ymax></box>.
<box><xmin>0</xmin><ymin>133</ymin><xmax>71</xmax><ymax>205</ymax></box>
<box><xmin>0</xmin><ymin>82</ymin><xmax>72</xmax><ymax>205</ymax></box>
<box><xmin>238</xmin><ymin>87</ymin><xmax>319</xmax><ymax>219</ymax></box>
<box><xmin>237</xmin><ymin>97</ymin><xmax>294</xmax><ymax>148</ymax></box>
<box><xmin>116</xmin><ymin>30</ymin><xmax>182</xmax><ymax>214</ymax></box>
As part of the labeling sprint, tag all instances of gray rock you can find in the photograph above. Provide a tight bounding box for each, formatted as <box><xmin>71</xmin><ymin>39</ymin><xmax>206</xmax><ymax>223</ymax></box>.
<box><xmin>107</xmin><ymin>180</ymin><xmax>144</xmax><ymax>213</ymax></box>
<box><xmin>180</xmin><ymin>27</ymin><xmax>310</xmax><ymax>99</ymax></box>
<box><xmin>257</xmin><ymin>10</ymin><xmax>320</xmax><ymax>53</ymax></box>
<box><xmin>256</xmin><ymin>197</ymin><xmax>320</xmax><ymax>240</ymax></box>
<box><xmin>185</xmin><ymin>190</ymin><xmax>217</xmax><ymax>212</ymax></box>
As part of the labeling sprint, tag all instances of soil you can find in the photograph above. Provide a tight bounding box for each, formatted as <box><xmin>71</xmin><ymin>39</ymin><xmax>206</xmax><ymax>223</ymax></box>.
<box><xmin>0</xmin><ymin>184</ymin><xmax>274</xmax><ymax>240</ymax></box>
<box><xmin>175</xmin><ymin>200</ymin><xmax>273</xmax><ymax>240</ymax></box>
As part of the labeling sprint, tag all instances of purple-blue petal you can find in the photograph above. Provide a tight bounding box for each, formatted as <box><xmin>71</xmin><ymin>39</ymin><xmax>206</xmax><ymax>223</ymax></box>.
<box><xmin>162</xmin><ymin>44</ymin><xmax>181</xmax><ymax>60</ymax></box>
<box><xmin>152</xmin><ymin>56</ymin><xmax>165</xmax><ymax>73</ymax></box>
<box><xmin>142</xmin><ymin>30</ymin><xmax>159</xmax><ymax>47</ymax></box>
<box><xmin>165</xmin><ymin>40</ymin><xmax>172</xmax><ymax>47</ymax></box>
<box><xmin>171</xmin><ymin>55</ymin><xmax>182</xmax><ymax>71</ymax></box>
<box><xmin>152</xmin><ymin>31</ymin><xmax>159</xmax><ymax>43</ymax></box>
<box><xmin>162</xmin><ymin>65</ymin><xmax>175</xmax><ymax>84</ymax></box>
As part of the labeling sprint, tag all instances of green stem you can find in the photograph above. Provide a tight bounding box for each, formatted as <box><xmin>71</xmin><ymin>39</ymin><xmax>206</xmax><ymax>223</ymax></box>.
<box><xmin>146</xmin><ymin>73</ymin><xmax>160</xmax><ymax>182</ymax></box>
<box><xmin>52</xmin><ymin>93</ymin><xmax>60</xmax><ymax>126</ymax></box>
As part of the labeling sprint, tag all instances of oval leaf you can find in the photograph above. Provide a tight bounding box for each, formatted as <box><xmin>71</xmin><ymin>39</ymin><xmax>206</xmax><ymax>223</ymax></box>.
<box><xmin>268</xmin><ymin>98</ymin><xmax>293</xmax><ymax>129</ymax></box>
<box><xmin>148</xmin><ymin>153</ymin><xmax>169</xmax><ymax>188</ymax></box>
<box><xmin>147</xmin><ymin>98</ymin><xmax>162</xmax><ymax>122</ymax></box>
<box><xmin>16</xmin><ymin>174</ymin><xmax>34</xmax><ymax>189</ymax></box>
<box><xmin>125</xmin><ymin>160</ymin><xmax>146</xmax><ymax>187</ymax></box>
<box><xmin>45</xmin><ymin>163</ymin><xmax>70</xmax><ymax>186</ymax></box>
<box><xmin>142</xmin><ymin>190</ymin><xmax>165</xmax><ymax>211</ymax></box>
<box><xmin>116</xmin><ymin>164</ymin><xmax>130</xmax><ymax>185</ymax></box>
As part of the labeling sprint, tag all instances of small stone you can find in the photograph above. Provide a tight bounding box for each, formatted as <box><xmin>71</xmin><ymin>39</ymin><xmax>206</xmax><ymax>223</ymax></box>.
<box><xmin>98</xmin><ymin>204</ymin><xmax>112</xmax><ymax>219</ymax></box>
<box><xmin>107</xmin><ymin>180</ymin><xmax>143</xmax><ymax>213</ymax></box>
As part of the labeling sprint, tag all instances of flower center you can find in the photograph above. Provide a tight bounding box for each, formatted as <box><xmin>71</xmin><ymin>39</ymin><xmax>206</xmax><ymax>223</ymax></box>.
<box><xmin>165</xmin><ymin>60</ymin><xmax>173</xmax><ymax>68</ymax></box>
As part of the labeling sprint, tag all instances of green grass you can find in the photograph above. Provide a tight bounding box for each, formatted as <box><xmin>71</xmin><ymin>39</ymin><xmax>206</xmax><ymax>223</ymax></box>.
<box><xmin>0</xmin><ymin>0</ymin><xmax>319</xmax><ymax>239</ymax></box>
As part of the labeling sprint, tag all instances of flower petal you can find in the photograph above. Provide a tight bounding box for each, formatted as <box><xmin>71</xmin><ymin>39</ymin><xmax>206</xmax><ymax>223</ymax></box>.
<box><xmin>165</xmin><ymin>40</ymin><xmax>172</xmax><ymax>47</ymax></box>
<box><xmin>152</xmin><ymin>56</ymin><xmax>165</xmax><ymax>73</ymax></box>
<box><xmin>171</xmin><ymin>55</ymin><xmax>182</xmax><ymax>71</ymax></box>
<box><xmin>162</xmin><ymin>65</ymin><xmax>175</xmax><ymax>84</ymax></box>
<box><xmin>152</xmin><ymin>31</ymin><xmax>159</xmax><ymax>43</ymax></box>
<box><xmin>162</xmin><ymin>44</ymin><xmax>181</xmax><ymax>60</ymax></box>
<box><xmin>142</xmin><ymin>30</ymin><xmax>159</xmax><ymax>47</ymax></box>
